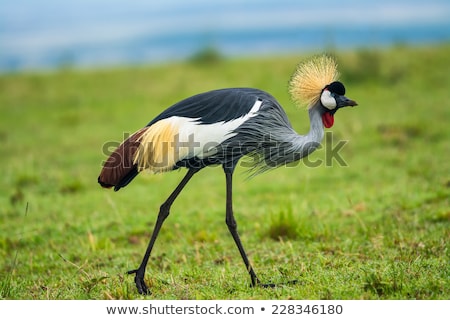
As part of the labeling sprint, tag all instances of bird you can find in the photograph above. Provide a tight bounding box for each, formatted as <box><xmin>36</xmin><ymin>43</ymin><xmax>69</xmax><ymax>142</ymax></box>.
<box><xmin>98</xmin><ymin>55</ymin><xmax>357</xmax><ymax>295</ymax></box>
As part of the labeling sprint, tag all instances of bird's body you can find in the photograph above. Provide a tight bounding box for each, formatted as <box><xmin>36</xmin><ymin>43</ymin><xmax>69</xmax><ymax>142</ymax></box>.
<box><xmin>99</xmin><ymin>88</ymin><xmax>324</xmax><ymax>190</ymax></box>
<box><xmin>98</xmin><ymin>56</ymin><xmax>358</xmax><ymax>295</ymax></box>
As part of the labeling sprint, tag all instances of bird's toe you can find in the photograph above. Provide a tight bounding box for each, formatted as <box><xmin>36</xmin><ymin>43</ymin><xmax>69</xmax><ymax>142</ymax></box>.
<box><xmin>259</xmin><ymin>283</ymin><xmax>276</xmax><ymax>288</ymax></box>
<box><xmin>127</xmin><ymin>268</ymin><xmax>150</xmax><ymax>295</ymax></box>
<box><xmin>135</xmin><ymin>277</ymin><xmax>150</xmax><ymax>295</ymax></box>
<box><xmin>252</xmin><ymin>279</ymin><xmax>298</xmax><ymax>288</ymax></box>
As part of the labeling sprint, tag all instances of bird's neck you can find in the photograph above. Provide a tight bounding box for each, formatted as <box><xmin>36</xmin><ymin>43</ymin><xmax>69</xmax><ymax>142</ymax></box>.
<box><xmin>306</xmin><ymin>105</ymin><xmax>325</xmax><ymax>144</ymax></box>
<box><xmin>289</xmin><ymin>105</ymin><xmax>324</xmax><ymax>159</ymax></box>
<box><xmin>244</xmin><ymin>102</ymin><xmax>326</xmax><ymax>174</ymax></box>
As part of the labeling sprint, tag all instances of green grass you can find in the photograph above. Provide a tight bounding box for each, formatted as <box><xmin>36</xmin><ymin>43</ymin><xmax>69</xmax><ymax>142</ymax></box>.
<box><xmin>0</xmin><ymin>44</ymin><xmax>449</xmax><ymax>300</ymax></box>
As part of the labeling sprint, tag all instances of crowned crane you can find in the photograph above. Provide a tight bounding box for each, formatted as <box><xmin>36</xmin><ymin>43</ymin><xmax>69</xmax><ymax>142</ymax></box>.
<box><xmin>98</xmin><ymin>55</ymin><xmax>357</xmax><ymax>295</ymax></box>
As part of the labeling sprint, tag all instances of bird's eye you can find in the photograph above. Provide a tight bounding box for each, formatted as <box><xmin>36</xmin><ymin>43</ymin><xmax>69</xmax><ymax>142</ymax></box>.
<box><xmin>320</xmin><ymin>90</ymin><xmax>337</xmax><ymax>110</ymax></box>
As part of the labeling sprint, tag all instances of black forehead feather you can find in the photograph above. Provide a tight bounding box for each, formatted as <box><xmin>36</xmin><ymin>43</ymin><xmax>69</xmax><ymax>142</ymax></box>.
<box><xmin>326</xmin><ymin>81</ymin><xmax>346</xmax><ymax>95</ymax></box>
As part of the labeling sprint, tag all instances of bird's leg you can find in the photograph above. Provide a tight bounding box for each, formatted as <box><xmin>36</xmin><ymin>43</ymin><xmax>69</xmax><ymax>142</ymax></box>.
<box><xmin>128</xmin><ymin>168</ymin><xmax>199</xmax><ymax>295</ymax></box>
<box><xmin>224</xmin><ymin>170</ymin><xmax>274</xmax><ymax>288</ymax></box>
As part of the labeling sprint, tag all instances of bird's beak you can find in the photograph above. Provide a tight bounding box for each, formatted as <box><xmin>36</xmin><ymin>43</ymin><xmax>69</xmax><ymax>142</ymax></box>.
<box><xmin>336</xmin><ymin>95</ymin><xmax>358</xmax><ymax>108</ymax></box>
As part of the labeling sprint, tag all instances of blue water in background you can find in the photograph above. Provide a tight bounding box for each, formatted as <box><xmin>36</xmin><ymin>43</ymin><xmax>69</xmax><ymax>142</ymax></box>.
<box><xmin>1</xmin><ymin>0</ymin><xmax>449</xmax><ymax>72</ymax></box>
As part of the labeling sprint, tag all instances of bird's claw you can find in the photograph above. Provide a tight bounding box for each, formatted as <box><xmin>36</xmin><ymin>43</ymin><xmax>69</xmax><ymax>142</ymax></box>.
<box><xmin>127</xmin><ymin>268</ymin><xmax>150</xmax><ymax>295</ymax></box>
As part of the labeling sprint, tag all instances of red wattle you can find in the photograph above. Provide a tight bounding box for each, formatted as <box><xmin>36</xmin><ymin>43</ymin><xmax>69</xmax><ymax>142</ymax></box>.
<box><xmin>322</xmin><ymin>112</ymin><xmax>334</xmax><ymax>128</ymax></box>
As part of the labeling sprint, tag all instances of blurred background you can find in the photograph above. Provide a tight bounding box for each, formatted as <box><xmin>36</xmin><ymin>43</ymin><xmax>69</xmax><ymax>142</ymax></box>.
<box><xmin>1</xmin><ymin>0</ymin><xmax>449</xmax><ymax>300</ymax></box>
<box><xmin>1</xmin><ymin>0</ymin><xmax>449</xmax><ymax>72</ymax></box>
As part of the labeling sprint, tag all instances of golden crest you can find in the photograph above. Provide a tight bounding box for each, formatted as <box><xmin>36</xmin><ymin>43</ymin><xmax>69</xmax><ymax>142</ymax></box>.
<box><xmin>289</xmin><ymin>55</ymin><xmax>339</xmax><ymax>109</ymax></box>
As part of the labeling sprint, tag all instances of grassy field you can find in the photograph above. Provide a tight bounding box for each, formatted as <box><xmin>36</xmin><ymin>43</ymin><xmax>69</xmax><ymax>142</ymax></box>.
<box><xmin>0</xmin><ymin>45</ymin><xmax>448</xmax><ymax>300</ymax></box>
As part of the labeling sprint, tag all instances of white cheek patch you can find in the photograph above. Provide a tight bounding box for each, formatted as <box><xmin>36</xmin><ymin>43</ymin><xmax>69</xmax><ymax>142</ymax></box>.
<box><xmin>320</xmin><ymin>90</ymin><xmax>337</xmax><ymax>110</ymax></box>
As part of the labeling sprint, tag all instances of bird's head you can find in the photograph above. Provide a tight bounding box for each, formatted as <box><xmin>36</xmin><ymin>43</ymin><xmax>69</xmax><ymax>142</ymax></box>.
<box><xmin>289</xmin><ymin>55</ymin><xmax>357</xmax><ymax>128</ymax></box>
<box><xmin>319</xmin><ymin>81</ymin><xmax>357</xmax><ymax>128</ymax></box>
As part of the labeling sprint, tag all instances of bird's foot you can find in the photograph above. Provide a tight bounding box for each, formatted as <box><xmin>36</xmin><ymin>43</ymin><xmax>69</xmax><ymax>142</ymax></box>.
<box><xmin>250</xmin><ymin>277</ymin><xmax>275</xmax><ymax>288</ymax></box>
<box><xmin>252</xmin><ymin>279</ymin><xmax>298</xmax><ymax>288</ymax></box>
<box><xmin>257</xmin><ymin>282</ymin><xmax>276</xmax><ymax>288</ymax></box>
<box><xmin>127</xmin><ymin>268</ymin><xmax>150</xmax><ymax>295</ymax></box>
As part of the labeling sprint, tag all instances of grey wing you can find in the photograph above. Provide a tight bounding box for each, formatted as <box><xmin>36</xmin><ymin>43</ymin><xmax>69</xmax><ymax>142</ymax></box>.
<box><xmin>146</xmin><ymin>88</ymin><xmax>278</xmax><ymax>126</ymax></box>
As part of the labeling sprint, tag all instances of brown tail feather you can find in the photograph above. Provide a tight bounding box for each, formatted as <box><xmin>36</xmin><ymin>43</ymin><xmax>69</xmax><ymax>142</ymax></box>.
<box><xmin>98</xmin><ymin>127</ymin><xmax>148</xmax><ymax>189</ymax></box>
